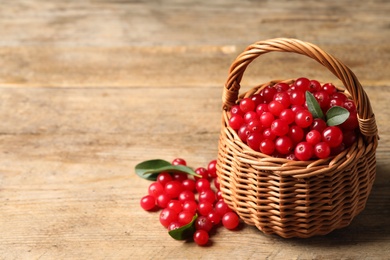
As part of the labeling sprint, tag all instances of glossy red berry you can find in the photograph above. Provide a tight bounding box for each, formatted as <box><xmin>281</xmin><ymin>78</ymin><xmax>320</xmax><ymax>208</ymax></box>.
<box><xmin>182</xmin><ymin>179</ymin><xmax>196</xmax><ymax>192</ymax></box>
<box><xmin>288</xmin><ymin>125</ymin><xmax>305</xmax><ymax>144</ymax></box>
<box><xmin>294</xmin><ymin>142</ymin><xmax>313</xmax><ymax>161</ymax></box>
<box><xmin>182</xmin><ymin>200</ymin><xmax>198</xmax><ymax>214</ymax></box>
<box><xmin>140</xmin><ymin>195</ymin><xmax>156</xmax><ymax>211</ymax></box>
<box><xmin>167</xmin><ymin>200</ymin><xmax>183</xmax><ymax>213</ymax></box>
<box><xmin>309</xmin><ymin>80</ymin><xmax>321</xmax><ymax>93</ymax></box>
<box><xmin>214</xmin><ymin>200</ymin><xmax>231</xmax><ymax>216</ymax></box>
<box><xmin>159</xmin><ymin>208</ymin><xmax>178</xmax><ymax>228</ymax></box>
<box><xmin>148</xmin><ymin>182</ymin><xmax>165</xmax><ymax>198</ymax></box>
<box><xmin>207</xmin><ymin>210</ymin><xmax>221</xmax><ymax>225</ymax></box>
<box><xmin>193</xmin><ymin>230</ymin><xmax>209</xmax><ymax>246</ymax></box>
<box><xmin>273</xmin><ymin>92</ymin><xmax>291</xmax><ymax>108</ymax></box>
<box><xmin>322</xmin><ymin>83</ymin><xmax>337</xmax><ymax>95</ymax></box>
<box><xmin>289</xmin><ymin>90</ymin><xmax>305</xmax><ymax>106</ymax></box>
<box><xmin>198</xmin><ymin>201</ymin><xmax>214</xmax><ymax>216</ymax></box>
<box><xmin>165</xmin><ymin>181</ymin><xmax>184</xmax><ymax>199</ymax></box>
<box><xmin>195</xmin><ymin>215</ymin><xmax>213</xmax><ymax>232</ymax></box>
<box><xmin>247</xmin><ymin>119</ymin><xmax>262</xmax><ymax>133</ymax></box>
<box><xmin>157</xmin><ymin>172</ymin><xmax>173</xmax><ymax>187</ymax></box>
<box><xmin>314</xmin><ymin>142</ymin><xmax>331</xmax><ymax>159</ymax></box>
<box><xmin>195</xmin><ymin>178</ymin><xmax>211</xmax><ymax>192</ymax></box>
<box><xmin>229</xmin><ymin>115</ymin><xmax>245</xmax><ymax>130</ymax></box>
<box><xmin>178</xmin><ymin>190</ymin><xmax>196</xmax><ymax>202</ymax></box>
<box><xmin>172</xmin><ymin>158</ymin><xmax>187</xmax><ymax>166</ymax></box>
<box><xmin>244</xmin><ymin>111</ymin><xmax>258</xmax><ymax>123</ymax></box>
<box><xmin>222</xmin><ymin>212</ymin><xmax>240</xmax><ymax>230</ymax></box>
<box><xmin>268</xmin><ymin>100</ymin><xmax>284</xmax><ymax>116</ymax></box>
<box><xmin>156</xmin><ymin>193</ymin><xmax>171</xmax><ymax>208</ymax></box>
<box><xmin>322</xmin><ymin>126</ymin><xmax>343</xmax><ymax>148</ymax></box>
<box><xmin>251</xmin><ymin>93</ymin><xmax>264</xmax><ymax>107</ymax></box>
<box><xmin>260</xmin><ymin>139</ymin><xmax>275</xmax><ymax>155</ymax></box>
<box><xmin>238</xmin><ymin>125</ymin><xmax>250</xmax><ymax>142</ymax></box>
<box><xmin>275</xmin><ymin>136</ymin><xmax>294</xmax><ymax>155</ymax></box>
<box><xmin>148</xmin><ymin>182</ymin><xmax>164</xmax><ymax>198</ymax></box>
<box><xmin>279</xmin><ymin>109</ymin><xmax>295</xmax><ymax>124</ymax></box>
<box><xmin>198</xmin><ymin>190</ymin><xmax>216</xmax><ymax>204</ymax></box>
<box><xmin>178</xmin><ymin>211</ymin><xmax>194</xmax><ymax>225</ymax></box>
<box><xmin>314</xmin><ymin>90</ymin><xmax>330</xmax><ymax>110</ymax></box>
<box><xmin>256</xmin><ymin>103</ymin><xmax>269</xmax><ymax>116</ymax></box>
<box><xmin>271</xmin><ymin>119</ymin><xmax>289</xmax><ymax>136</ymax></box>
<box><xmin>247</xmin><ymin>132</ymin><xmax>263</xmax><ymax>151</ymax></box>
<box><xmin>295</xmin><ymin>110</ymin><xmax>313</xmax><ymax>128</ymax></box>
<box><xmin>260</xmin><ymin>112</ymin><xmax>274</xmax><ymax>127</ymax></box>
<box><xmin>262</xmin><ymin>128</ymin><xmax>276</xmax><ymax>140</ymax></box>
<box><xmin>230</xmin><ymin>105</ymin><xmax>244</xmax><ymax>117</ymax></box>
<box><xmin>239</xmin><ymin>98</ymin><xmax>256</xmax><ymax>113</ymax></box>
<box><xmin>294</xmin><ymin>77</ymin><xmax>311</xmax><ymax>92</ymax></box>
<box><xmin>261</xmin><ymin>85</ymin><xmax>277</xmax><ymax>103</ymax></box>
<box><xmin>306</xmin><ymin>130</ymin><xmax>322</xmax><ymax>145</ymax></box>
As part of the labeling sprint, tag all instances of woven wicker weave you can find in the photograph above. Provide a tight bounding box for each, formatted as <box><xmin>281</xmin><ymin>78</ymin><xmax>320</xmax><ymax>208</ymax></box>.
<box><xmin>216</xmin><ymin>38</ymin><xmax>378</xmax><ymax>238</ymax></box>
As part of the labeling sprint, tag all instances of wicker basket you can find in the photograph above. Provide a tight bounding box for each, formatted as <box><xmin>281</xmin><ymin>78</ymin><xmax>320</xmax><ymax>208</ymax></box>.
<box><xmin>216</xmin><ymin>38</ymin><xmax>379</xmax><ymax>238</ymax></box>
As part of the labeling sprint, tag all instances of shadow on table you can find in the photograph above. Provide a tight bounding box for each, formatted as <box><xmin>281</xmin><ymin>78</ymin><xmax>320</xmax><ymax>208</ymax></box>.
<box><xmin>285</xmin><ymin>161</ymin><xmax>390</xmax><ymax>247</ymax></box>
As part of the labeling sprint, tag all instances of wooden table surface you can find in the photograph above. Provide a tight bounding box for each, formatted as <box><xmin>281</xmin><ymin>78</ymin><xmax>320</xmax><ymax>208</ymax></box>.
<box><xmin>1</xmin><ymin>1</ymin><xmax>389</xmax><ymax>259</ymax></box>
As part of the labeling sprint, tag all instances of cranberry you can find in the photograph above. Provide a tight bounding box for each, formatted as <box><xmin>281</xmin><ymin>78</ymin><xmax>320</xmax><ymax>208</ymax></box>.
<box><xmin>314</xmin><ymin>142</ymin><xmax>331</xmax><ymax>159</ymax></box>
<box><xmin>140</xmin><ymin>195</ymin><xmax>156</xmax><ymax>211</ymax></box>
<box><xmin>239</xmin><ymin>98</ymin><xmax>256</xmax><ymax>113</ymax></box>
<box><xmin>322</xmin><ymin>126</ymin><xmax>343</xmax><ymax>148</ymax></box>
<box><xmin>271</xmin><ymin>119</ymin><xmax>289</xmax><ymax>137</ymax></box>
<box><xmin>294</xmin><ymin>77</ymin><xmax>311</xmax><ymax>92</ymax></box>
<box><xmin>229</xmin><ymin>115</ymin><xmax>245</xmax><ymax>130</ymax></box>
<box><xmin>275</xmin><ymin>136</ymin><xmax>294</xmax><ymax>155</ymax></box>
<box><xmin>159</xmin><ymin>208</ymin><xmax>178</xmax><ymax>228</ymax></box>
<box><xmin>222</xmin><ymin>212</ymin><xmax>240</xmax><ymax>230</ymax></box>
<box><xmin>261</xmin><ymin>85</ymin><xmax>277</xmax><ymax>103</ymax></box>
<box><xmin>294</xmin><ymin>142</ymin><xmax>314</xmax><ymax>161</ymax></box>
<box><xmin>295</xmin><ymin>110</ymin><xmax>313</xmax><ymax>128</ymax></box>
<box><xmin>193</xmin><ymin>230</ymin><xmax>209</xmax><ymax>246</ymax></box>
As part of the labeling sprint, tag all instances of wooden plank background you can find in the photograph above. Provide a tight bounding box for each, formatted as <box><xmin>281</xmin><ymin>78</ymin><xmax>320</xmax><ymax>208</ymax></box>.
<box><xmin>0</xmin><ymin>0</ymin><xmax>389</xmax><ymax>259</ymax></box>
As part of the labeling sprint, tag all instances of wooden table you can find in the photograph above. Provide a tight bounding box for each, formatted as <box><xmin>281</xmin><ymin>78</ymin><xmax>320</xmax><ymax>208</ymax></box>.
<box><xmin>1</xmin><ymin>1</ymin><xmax>389</xmax><ymax>259</ymax></box>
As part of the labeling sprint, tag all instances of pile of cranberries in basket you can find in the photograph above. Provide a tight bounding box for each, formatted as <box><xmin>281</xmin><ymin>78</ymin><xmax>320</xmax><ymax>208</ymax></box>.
<box><xmin>228</xmin><ymin>77</ymin><xmax>359</xmax><ymax>161</ymax></box>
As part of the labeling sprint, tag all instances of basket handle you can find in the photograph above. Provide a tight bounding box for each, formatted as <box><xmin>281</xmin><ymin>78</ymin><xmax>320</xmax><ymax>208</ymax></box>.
<box><xmin>222</xmin><ymin>38</ymin><xmax>378</xmax><ymax>141</ymax></box>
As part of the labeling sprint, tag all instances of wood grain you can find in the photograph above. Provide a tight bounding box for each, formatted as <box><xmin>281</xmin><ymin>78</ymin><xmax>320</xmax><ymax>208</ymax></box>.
<box><xmin>0</xmin><ymin>0</ymin><xmax>389</xmax><ymax>259</ymax></box>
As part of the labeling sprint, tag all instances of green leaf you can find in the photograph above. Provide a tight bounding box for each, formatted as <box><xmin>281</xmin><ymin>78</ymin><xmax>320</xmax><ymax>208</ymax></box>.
<box><xmin>305</xmin><ymin>91</ymin><xmax>324</xmax><ymax>120</ymax></box>
<box><xmin>135</xmin><ymin>159</ymin><xmax>201</xmax><ymax>181</ymax></box>
<box><xmin>168</xmin><ymin>214</ymin><xmax>198</xmax><ymax>240</ymax></box>
<box><xmin>326</xmin><ymin>106</ymin><xmax>350</xmax><ymax>126</ymax></box>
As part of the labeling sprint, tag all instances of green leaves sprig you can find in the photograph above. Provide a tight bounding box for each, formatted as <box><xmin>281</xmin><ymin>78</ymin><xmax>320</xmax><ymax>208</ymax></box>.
<box><xmin>135</xmin><ymin>159</ymin><xmax>202</xmax><ymax>181</ymax></box>
<box><xmin>305</xmin><ymin>91</ymin><xmax>349</xmax><ymax>126</ymax></box>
